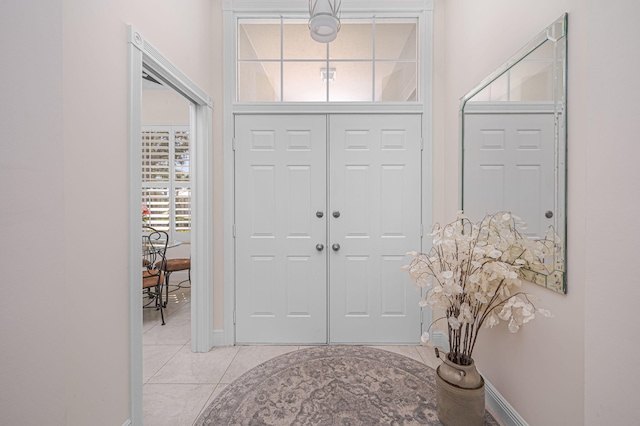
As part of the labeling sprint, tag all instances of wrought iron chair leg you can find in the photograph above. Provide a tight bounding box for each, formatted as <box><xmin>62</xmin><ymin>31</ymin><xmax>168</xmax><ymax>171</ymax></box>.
<box><xmin>164</xmin><ymin>271</ymin><xmax>171</xmax><ymax>307</ymax></box>
<box><xmin>158</xmin><ymin>283</ymin><xmax>165</xmax><ymax>325</ymax></box>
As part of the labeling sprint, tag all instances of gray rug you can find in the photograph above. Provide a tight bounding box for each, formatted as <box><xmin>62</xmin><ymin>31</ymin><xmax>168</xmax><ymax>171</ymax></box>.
<box><xmin>195</xmin><ymin>346</ymin><xmax>500</xmax><ymax>425</ymax></box>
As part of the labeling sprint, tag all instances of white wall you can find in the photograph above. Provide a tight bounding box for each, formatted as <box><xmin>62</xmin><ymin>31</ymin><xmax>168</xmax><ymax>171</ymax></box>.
<box><xmin>142</xmin><ymin>88</ymin><xmax>190</xmax><ymax>125</ymax></box>
<box><xmin>0</xmin><ymin>2</ymin><xmax>66</xmax><ymax>424</ymax></box>
<box><xmin>0</xmin><ymin>0</ymin><xmax>213</xmax><ymax>424</ymax></box>
<box><xmin>436</xmin><ymin>0</ymin><xmax>640</xmax><ymax>424</ymax></box>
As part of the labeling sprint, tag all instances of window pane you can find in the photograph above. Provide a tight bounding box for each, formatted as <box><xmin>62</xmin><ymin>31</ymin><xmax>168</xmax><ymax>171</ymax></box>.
<box><xmin>329</xmin><ymin>22</ymin><xmax>373</xmax><ymax>60</ymax></box>
<box><xmin>375</xmin><ymin>20</ymin><xmax>417</xmax><ymax>61</ymax></box>
<box><xmin>284</xmin><ymin>22</ymin><xmax>326</xmax><ymax>60</ymax></box>
<box><xmin>142</xmin><ymin>188</ymin><xmax>170</xmax><ymax>231</ymax></box>
<box><xmin>283</xmin><ymin>62</ymin><xmax>327</xmax><ymax>102</ymax></box>
<box><xmin>375</xmin><ymin>62</ymin><xmax>416</xmax><ymax>101</ymax></box>
<box><xmin>175</xmin><ymin>187</ymin><xmax>191</xmax><ymax>233</ymax></box>
<box><xmin>238</xmin><ymin>20</ymin><xmax>281</xmax><ymax>60</ymax></box>
<box><xmin>175</xmin><ymin>130</ymin><xmax>190</xmax><ymax>182</ymax></box>
<box><xmin>328</xmin><ymin>62</ymin><xmax>372</xmax><ymax>102</ymax></box>
<box><xmin>238</xmin><ymin>62</ymin><xmax>281</xmax><ymax>102</ymax></box>
<box><xmin>142</xmin><ymin>131</ymin><xmax>169</xmax><ymax>182</ymax></box>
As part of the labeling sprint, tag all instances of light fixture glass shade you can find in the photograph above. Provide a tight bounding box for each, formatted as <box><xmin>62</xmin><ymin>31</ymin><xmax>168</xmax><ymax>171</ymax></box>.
<box><xmin>309</xmin><ymin>0</ymin><xmax>341</xmax><ymax>43</ymax></box>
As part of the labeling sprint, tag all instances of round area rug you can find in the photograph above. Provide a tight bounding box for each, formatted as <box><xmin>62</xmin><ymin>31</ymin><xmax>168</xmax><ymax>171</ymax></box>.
<box><xmin>195</xmin><ymin>346</ymin><xmax>500</xmax><ymax>425</ymax></box>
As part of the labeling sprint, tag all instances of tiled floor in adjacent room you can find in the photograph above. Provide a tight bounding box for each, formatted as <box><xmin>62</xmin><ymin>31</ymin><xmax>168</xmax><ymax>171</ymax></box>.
<box><xmin>142</xmin><ymin>277</ymin><xmax>470</xmax><ymax>426</ymax></box>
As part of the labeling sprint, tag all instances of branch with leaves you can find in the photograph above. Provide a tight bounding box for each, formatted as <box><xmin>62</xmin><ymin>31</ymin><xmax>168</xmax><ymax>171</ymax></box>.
<box><xmin>403</xmin><ymin>211</ymin><xmax>554</xmax><ymax>366</ymax></box>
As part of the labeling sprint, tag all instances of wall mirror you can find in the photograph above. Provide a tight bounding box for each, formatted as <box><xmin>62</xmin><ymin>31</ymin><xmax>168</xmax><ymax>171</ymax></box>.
<box><xmin>460</xmin><ymin>14</ymin><xmax>567</xmax><ymax>293</ymax></box>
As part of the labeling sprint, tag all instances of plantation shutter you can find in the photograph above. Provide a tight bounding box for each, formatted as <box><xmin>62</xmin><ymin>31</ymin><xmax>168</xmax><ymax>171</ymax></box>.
<box><xmin>142</xmin><ymin>125</ymin><xmax>191</xmax><ymax>241</ymax></box>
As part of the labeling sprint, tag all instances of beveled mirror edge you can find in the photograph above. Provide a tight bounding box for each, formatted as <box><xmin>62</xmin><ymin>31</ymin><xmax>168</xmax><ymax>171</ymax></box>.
<box><xmin>458</xmin><ymin>13</ymin><xmax>568</xmax><ymax>294</ymax></box>
<box><xmin>459</xmin><ymin>13</ymin><xmax>567</xmax><ymax>110</ymax></box>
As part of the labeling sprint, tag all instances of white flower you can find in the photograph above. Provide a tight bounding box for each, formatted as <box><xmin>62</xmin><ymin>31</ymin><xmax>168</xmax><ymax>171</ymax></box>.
<box><xmin>508</xmin><ymin>318</ymin><xmax>520</xmax><ymax>333</ymax></box>
<box><xmin>402</xmin><ymin>211</ymin><xmax>555</xmax><ymax>362</ymax></box>
<box><xmin>420</xmin><ymin>331</ymin><xmax>430</xmax><ymax>344</ymax></box>
<box><xmin>448</xmin><ymin>317</ymin><xmax>461</xmax><ymax>329</ymax></box>
<box><xmin>488</xmin><ymin>249</ymin><xmax>502</xmax><ymax>259</ymax></box>
<box><xmin>485</xmin><ymin>313</ymin><xmax>499</xmax><ymax>328</ymax></box>
<box><xmin>474</xmin><ymin>292</ymin><xmax>487</xmax><ymax>303</ymax></box>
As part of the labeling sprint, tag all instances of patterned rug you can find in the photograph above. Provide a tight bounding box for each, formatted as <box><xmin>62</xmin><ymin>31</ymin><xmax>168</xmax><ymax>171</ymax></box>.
<box><xmin>195</xmin><ymin>346</ymin><xmax>500</xmax><ymax>425</ymax></box>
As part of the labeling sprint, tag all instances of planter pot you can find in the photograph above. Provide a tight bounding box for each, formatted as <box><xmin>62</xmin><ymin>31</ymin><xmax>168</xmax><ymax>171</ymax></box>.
<box><xmin>435</xmin><ymin>355</ymin><xmax>485</xmax><ymax>426</ymax></box>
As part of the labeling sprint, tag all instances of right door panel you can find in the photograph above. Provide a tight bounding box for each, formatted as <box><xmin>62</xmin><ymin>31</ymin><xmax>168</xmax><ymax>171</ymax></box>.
<box><xmin>329</xmin><ymin>114</ymin><xmax>423</xmax><ymax>343</ymax></box>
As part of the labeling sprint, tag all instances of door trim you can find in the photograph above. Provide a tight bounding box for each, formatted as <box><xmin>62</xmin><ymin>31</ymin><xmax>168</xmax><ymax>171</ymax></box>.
<box><xmin>223</xmin><ymin>2</ymin><xmax>434</xmax><ymax>345</ymax></box>
<box><xmin>128</xmin><ymin>26</ymin><xmax>214</xmax><ymax>425</ymax></box>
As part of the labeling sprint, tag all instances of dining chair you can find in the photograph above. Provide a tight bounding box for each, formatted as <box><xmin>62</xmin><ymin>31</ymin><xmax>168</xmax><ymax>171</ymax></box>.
<box><xmin>156</xmin><ymin>255</ymin><xmax>191</xmax><ymax>306</ymax></box>
<box><xmin>142</xmin><ymin>226</ymin><xmax>168</xmax><ymax>325</ymax></box>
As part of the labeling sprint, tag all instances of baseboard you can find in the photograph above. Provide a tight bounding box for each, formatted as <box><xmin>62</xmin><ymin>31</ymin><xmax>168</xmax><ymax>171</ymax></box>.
<box><xmin>484</xmin><ymin>378</ymin><xmax>529</xmax><ymax>426</ymax></box>
<box><xmin>121</xmin><ymin>420</ymin><xmax>132</xmax><ymax>426</ymax></box>
<box><xmin>212</xmin><ymin>329</ymin><xmax>226</xmax><ymax>346</ymax></box>
<box><xmin>430</xmin><ymin>330</ymin><xmax>449</xmax><ymax>350</ymax></box>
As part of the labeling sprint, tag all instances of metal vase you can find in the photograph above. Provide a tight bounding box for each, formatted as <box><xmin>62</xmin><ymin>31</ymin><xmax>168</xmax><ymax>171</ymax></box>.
<box><xmin>435</xmin><ymin>356</ymin><xmax>485</xmax><ymax>426</ymax></box>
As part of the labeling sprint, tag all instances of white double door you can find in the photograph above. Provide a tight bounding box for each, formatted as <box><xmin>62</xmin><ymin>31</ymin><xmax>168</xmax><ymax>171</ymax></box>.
<box><xmin>235</xmin><ymin>114</ymin><xmax>422</xmax><ymax>344</ymax></box>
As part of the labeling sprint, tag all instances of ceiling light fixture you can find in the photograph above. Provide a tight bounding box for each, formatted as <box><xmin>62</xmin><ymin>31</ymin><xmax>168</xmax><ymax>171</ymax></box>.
<box><xmin>320</xmin><ymin>67</ymin><xmax>336</xmax><ymax>83</ymax></box>
<box><xmin>308</xmin><ymin>0</ymin><xmax>341</xmax><ymax>43</ymax></box>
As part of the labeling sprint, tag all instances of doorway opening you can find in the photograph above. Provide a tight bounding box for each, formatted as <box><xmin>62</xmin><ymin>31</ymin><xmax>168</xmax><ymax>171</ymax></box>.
<box><xmin>128</xmin><ymin>26</ymin><xmax>213</xmax><ymax>425</ymax></box>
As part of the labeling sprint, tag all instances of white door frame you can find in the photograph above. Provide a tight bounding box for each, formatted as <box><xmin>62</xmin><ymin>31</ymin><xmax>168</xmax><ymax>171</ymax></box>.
<box><xmin>222</xmin><ymin>0</ymin><xmax>434</xmax><ymax>346</ymax></box>
<box><xmin>128</xmin><ymin>26</ymin><xmax>214</xmax><ymax>425</ymax></box>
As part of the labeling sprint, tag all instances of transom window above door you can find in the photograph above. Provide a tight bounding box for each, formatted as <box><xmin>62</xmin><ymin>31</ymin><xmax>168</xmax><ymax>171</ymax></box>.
<box><xmin>237</xmin><ymin>18</ymin><xmax>418</xmax><ymax>102</ymax></box>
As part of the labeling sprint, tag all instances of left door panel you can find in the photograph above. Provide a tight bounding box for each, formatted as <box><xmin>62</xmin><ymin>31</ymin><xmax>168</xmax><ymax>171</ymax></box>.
<box><xmin>235</xmin><ymin>115</ymin><xmax>327</xmax><ymax>344</ymax></box>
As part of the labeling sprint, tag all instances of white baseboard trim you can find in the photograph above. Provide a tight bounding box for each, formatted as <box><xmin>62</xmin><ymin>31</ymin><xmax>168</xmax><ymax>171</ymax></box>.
<box><xmin>121</xmin><ymin>420</ymin><xmax>132</xmax><ymax>426</ymax></box>
<box><xmin>212</xmin><ymin>329</ymin><xmax>226</xmax><ymax>346</ymax></box>
<box><xmin>484</xmin><ymin>378</ymin><xmax>529</xmax><ymax>426</ymax></box>
<box><xmin>430</xmin><ymin>330</ymin><xmax>449</xmax><ymax>350</ymax></box>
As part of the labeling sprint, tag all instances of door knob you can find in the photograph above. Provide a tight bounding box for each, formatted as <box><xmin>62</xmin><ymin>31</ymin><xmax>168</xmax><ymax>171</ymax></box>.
<box><xmin>316</xmin><ymin>211</ymin><xmax>324</xmax><ymax>218</ymax></box>
<box><xmin>332</xmin><ymin>243</ymin><xmax>341</xmax><ymax>252</ymax></box>
<box><xmin>316</xmin><ymin>243</ymin><xmax>324</xmax><ymax>252</ymax></box>
<box><xmin>332</xmin><ymin>210</ymin><xmax>341</xmax><ymax>218</ymax></box>
<box><xmin>545</xmin><ymin>210</ymin><xmax>554</xmax><ymax>218</ymax></box>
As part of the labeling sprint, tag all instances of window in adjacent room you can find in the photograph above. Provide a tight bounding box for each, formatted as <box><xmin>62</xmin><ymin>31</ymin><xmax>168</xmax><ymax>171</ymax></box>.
<box><xmin>142</xmin><ymin>125</ymin><xmax>191</xmax><ymax>242</ymax></box>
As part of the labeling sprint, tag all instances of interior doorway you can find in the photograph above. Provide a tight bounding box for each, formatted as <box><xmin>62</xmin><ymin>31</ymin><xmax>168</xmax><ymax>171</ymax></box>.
<box><xmin>234</xmin><ymin>113</ymin><xmax>423</xmax><ymax>344</ymax></box>
<box><xmin>128</xmin><ymin>26</ymin><xmax>214</xmax><ymax>425</ymax></box>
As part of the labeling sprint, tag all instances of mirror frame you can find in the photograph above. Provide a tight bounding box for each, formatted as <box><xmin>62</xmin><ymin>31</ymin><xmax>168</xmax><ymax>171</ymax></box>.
<box><xmin>459</xmin><ymin>14</ymin><xmax>567</xmax><ymax>293</ymax></box>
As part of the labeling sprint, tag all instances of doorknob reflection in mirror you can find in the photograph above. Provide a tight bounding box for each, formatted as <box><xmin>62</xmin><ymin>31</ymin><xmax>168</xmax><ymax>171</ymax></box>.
<box><xmin>332</xmin><ymin>243</ymin><xmax>340</xmax><ymax>251</ymax></box>
<box><xmin>332</xmin><ymin>211</ymin><xmax>340</xmax><ymax>218</ymax></box>
<box><xmin>545</xmin><ymin>210</ymin><xmax>554</xmax><ymax>218</ymax></box>
<box><xmin>316</xmin><ymin>243</ymin><xmax>324</xmax><ymax>252</ymax></box>
<box><xmin>316</xmin><ymin>211</ymin><xmax>324</xmax><ymax>218</ymax></box>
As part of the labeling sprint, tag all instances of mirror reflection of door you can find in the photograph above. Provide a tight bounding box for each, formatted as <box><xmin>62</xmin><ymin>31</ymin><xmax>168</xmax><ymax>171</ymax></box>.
<box><xmin>463</xmin><ymin>108</ymin><xmax>555</xmax><ymax>239</ymax></box>
<box><xmin>460</xmin><ymin>14</ymin><xmax>567</xmax><ymax>293</ymax></box>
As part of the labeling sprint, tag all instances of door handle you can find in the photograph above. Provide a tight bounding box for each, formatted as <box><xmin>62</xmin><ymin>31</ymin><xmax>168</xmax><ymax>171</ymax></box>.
<box><xmin>316</xmin><ymin>211</ymin><xmax>324</xmax><ymax>218</ymax></box>
<box><xmin>332</xmin><ymin>210</ymin><xmax>340</xmax><ymax>218</ymax></box>
<box><xmin>316</xmin><ymin>243</ymin><xmax>324</xmax><ymax>252</ymax></box>
<box><xmin>332</xmin><ymin>243</ymin><xmax>341</xmax><ymax>252</ymax></box>
<box><xmin>545</xmin><ymin>210</ymin><xmax>554</xmax><ymax>218</ymax></box>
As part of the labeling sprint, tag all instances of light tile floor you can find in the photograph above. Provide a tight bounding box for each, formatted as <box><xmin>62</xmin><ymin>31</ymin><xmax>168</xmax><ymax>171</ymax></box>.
<box><xmin>142</xmin><ymin>278</ymin><xmax>498</xmax><ymax>425</ymax></box>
